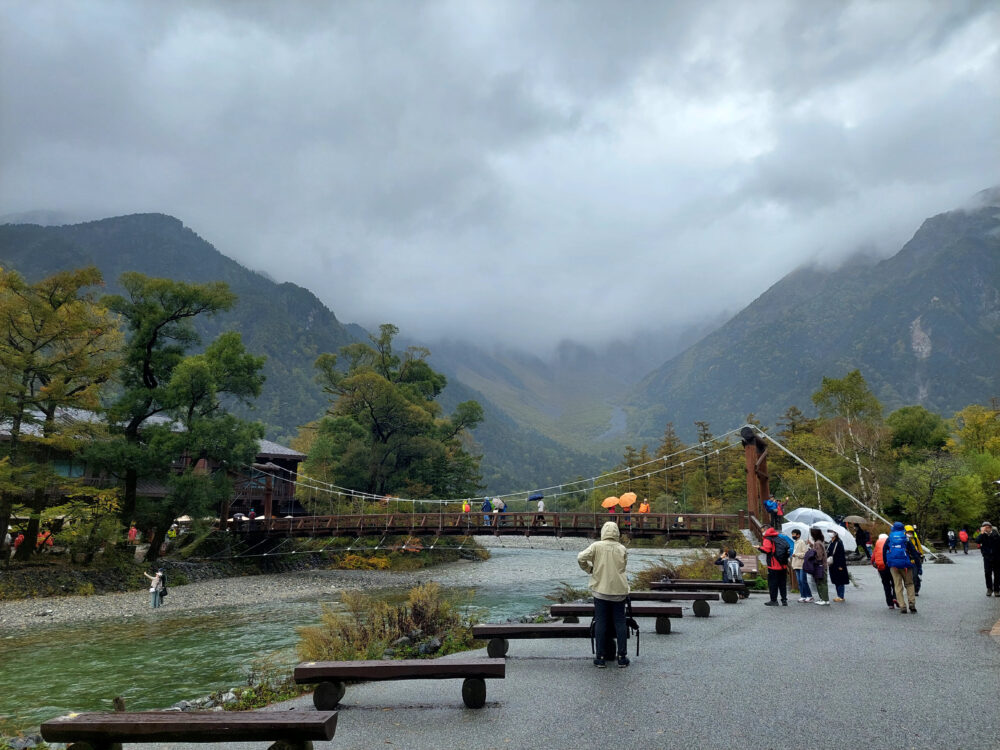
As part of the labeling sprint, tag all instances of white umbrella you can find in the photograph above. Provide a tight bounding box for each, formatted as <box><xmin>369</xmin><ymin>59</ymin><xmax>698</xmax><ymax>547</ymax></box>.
<box><xmin>812</xmin><ymin>520</ymin><xmax>857</xmax><ymax>552</ymax></box>
<box><xmin>781</xmin><ymin>521</ymin><xmax>812</xmax><ymax>541</ymax></box>
<box><xmin>784</xmin><ymin>507</ymin><xmax>834</xmax><ymax>526</ymax></box>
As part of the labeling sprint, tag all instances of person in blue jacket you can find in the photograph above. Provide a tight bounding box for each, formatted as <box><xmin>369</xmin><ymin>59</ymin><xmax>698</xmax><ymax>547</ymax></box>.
<box><xmin>481</xmin><ymin>498</ymin><xmax>492</xmax><ymax>526</ymax></box>
<box><xmin>886</xmin><ymin>521</ymin><xmax>921</xmax><ymax>614</ymax></box>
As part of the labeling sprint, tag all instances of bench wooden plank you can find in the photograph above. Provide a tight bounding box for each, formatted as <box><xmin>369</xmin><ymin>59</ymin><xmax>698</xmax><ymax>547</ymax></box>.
<box><xmin>549</xmin><ymin>603</ymin><xmax>682</xmax><ymax>617</ymax></box>
<box><xmin>40</xmin><ymin>711</ymin><xmax>337</xmax><ymax>744</ymax></box>
<box><xmin>650</xmin><ymin>580</ymin><xmax>747</xmax><ymax>590</ymax></box>
<box><xmin>294</xmin><ymin>658</ymin><xmax>505</xmax><ymax>684</ymax></box>
<box><xmin>471</xmin><ymin>622</ymin><xmax>591</xmax><ymax>639</ymax></box>
<box><xmin>628</xmin><ymin>590</ymin><xmax>720</xmax><ymax>601</ymax></box>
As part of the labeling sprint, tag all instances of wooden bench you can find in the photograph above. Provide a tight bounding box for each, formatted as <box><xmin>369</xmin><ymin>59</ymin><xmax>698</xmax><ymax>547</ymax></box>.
<box><xmin>40</xmin><ymin>710</ymin><xmax>337</xmax><ymax>750</ymax></box>
<box><xmin>549</xmin><ymin>602</ymin><xmax>683</xmax><ymax>632</ymax></box>
<box><xmin>623</xmin><ymin>590</ymin><xmax>719</xmax><ymax>617</ymax></box>
<box><xmin>651</xmin><ymin>579</ymin><xmax>749</xmax><ymax>603</ymax></box>
<box><xmin>472</xmin><ymin>622</ymin><xmax>592</xmax><ymax>657</ymax></box>
<box><xmin>293</xmin><ymin>657</ymin><xmax>505</xmax><ymax>710</ymax></box>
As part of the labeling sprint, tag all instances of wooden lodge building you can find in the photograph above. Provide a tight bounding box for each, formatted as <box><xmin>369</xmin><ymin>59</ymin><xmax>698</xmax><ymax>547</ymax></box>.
<box><xmin>1</xmin><ymin>410</ymin><xmax>308</xmax><ymax>528</ymax></box>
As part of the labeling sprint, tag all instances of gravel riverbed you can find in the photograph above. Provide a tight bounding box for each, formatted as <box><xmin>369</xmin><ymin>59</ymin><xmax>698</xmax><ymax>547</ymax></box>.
<box><xmin>0</xmin><ymin>536</ymin><xmax>608</xmax><ymax>634</ymax></box>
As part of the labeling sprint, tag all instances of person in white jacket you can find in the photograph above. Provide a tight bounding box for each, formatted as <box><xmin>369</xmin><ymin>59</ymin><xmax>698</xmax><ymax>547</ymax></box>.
<box><xmin>577</xmin><ymin>521</ymin><xmax>630</xmax><ymax>668</ymax></box>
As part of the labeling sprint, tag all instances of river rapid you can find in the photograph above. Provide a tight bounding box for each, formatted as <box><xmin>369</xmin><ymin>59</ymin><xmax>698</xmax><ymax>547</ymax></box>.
<box><xmin>0</xmin><ymin>540</ymin><xmax>693</xmax><ymax>735</ymax></box>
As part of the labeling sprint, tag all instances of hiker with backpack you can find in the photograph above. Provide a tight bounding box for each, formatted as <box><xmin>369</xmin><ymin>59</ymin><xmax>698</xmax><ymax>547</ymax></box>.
<box><xmin>757</xmin><ymin>528</ymin><xmax>789</xmax><ymax>606</ymax></box>
<box><xmin>577</xmin><ymin>521</ymin><xmax>631</xmax><ymax>668</ymax></box>
<box><xmin>803</xmin><ymin>527</ymin><xmax>829</xmax><ymax>605</ymax></box>
<box><xmin>871</xmin><ymin>532</ymin><xmax>897</xmax><ymax>609</ymax></box>
<box><xmin>826</xmin><ymin>530</ymin><xmax>850</xmax><ymax>602</ymax></box>
<box><xmin>959</xmin><ymin>528</ymin><xmax>970</xmax><ymax>554</ymax></box>
<box><xmin>946</xmin><ymin>529</ymin><xmax>957</xmax><ymax>553</ymax></box>
<box><xmin>886</xmin><ymin>521</ymin><xmax>920</xmax><ymax>614</ymax></box>
<box><xmin>715</xmin><ymin>549</ymin><xmax>744</xmax><ymax>583</ymax></box>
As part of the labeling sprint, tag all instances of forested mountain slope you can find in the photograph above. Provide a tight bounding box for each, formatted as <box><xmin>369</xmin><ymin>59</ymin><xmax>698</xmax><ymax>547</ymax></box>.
<box><xmin>627</xmin><ymin>190</ymin><xmax>1000</xmax><ymax>442</ymax></box>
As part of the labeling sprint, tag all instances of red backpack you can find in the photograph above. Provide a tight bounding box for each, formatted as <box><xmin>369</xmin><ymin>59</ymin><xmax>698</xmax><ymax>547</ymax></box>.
<box><xmin>959</xmin><ymin>530</ymin><xmax>969</xmax><ymax>542</ymax></box>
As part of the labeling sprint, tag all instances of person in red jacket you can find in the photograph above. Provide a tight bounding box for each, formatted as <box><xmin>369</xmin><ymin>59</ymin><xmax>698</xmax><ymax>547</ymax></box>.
<box><xmin>959</xmin><ymin>528</ymin><xmax>969</xmax><ymax>554</ymax></box>
<box><xmin>756</xmin><ymin>527</ymin><xmax>788</xmax><ymax>607</ymax></box>
<box><xmin>871</xmin><ymin>533</ymin><xmax>897</xmax><ymax>609</ymax></box>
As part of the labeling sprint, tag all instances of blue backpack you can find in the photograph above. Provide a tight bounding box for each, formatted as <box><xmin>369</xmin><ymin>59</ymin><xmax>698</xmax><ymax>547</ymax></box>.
<box><xmin>886</xmin><ymin>531</ymin><xmax>912</xmax><ymax>568</ymax></box>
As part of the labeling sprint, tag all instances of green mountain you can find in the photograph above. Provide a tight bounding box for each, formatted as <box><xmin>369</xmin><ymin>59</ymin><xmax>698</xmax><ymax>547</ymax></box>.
<box><xmin>626</xmin><ymin>189</ymin><xmax>1000</xmax><ymax>442</ymax></box>
<box><xmin>0</xmin><ymin>213</ymin><xmax>601</xmax><ymax>492</ymax></box>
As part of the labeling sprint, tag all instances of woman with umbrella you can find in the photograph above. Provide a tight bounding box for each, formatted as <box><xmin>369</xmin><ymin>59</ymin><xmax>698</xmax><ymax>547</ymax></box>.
<box><xmin>827</xmin><ymin>530</ymin><xmax>850</xmax><ymax>602</ymax></box>
<box><xmin>803</xmin><ymin>528</ymin><xmax>829</xmax><ymax>605</ymax></box>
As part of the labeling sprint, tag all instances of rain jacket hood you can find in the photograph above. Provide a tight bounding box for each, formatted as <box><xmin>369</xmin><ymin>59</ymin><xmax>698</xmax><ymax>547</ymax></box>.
<box><xmin>578</xmin><ymin>523</ymin><xmax>629</xmax><ymax>597</ymax></box>
<box><xmin>763</xmin><ymin>527</ymin><xmax>778</xmax><ymax>537</ymax></box>
<box><xmin>891</xmin><ymin>521</ymin><xmax>905</xmax><ymax>532</ymax></box>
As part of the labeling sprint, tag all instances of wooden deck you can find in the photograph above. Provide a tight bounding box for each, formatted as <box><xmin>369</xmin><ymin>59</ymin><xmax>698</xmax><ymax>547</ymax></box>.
<box><xmin>228</xmin><ymin>511</ymin><xmax>745</xmax><ymax>540</ymax></box>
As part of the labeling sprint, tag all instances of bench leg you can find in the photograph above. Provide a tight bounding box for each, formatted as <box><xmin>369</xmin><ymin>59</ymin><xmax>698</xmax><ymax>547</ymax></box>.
<box><xmin>313</xmin><ymin>680</ymin><xmax>346</xmax><ymax>710</ymax></box>
<box><xmin>692</xmin><ymin>599</ymin><xmax>711</xmax><ymax>617</ymax></box>
<box><xmin>486</xmin><ymin>637</ymin><xmax>509</xmax><ymax>658</ymax></box>
<box><xmin>267</xmin><ymin>742</ymin><xmax>314</xmax><ymax>750</ymax></box>
<box><xmin>462</xmin><ymin>677</ymin><xmax>487</xmax><ymax>708</ymax></box>
<box><xmin>655</xmin><ymin>616</ymin><xmax>672</xmax><ymax>634</ymax></box>
<box><xmin>721</xmin><ymin>590</ymin><xmax>740</xmax><ymax>604</ymax></box>
<box><xmin>562</xmin><ymin>615</ymin><xmax>579</xmax><ymax>623</ymax></box>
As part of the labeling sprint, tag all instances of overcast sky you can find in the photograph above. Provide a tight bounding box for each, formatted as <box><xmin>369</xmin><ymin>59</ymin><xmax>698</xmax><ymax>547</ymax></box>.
<box><xmin>2</xmin><ymin>1</ymin><xmax>998</xmax><ymax>352</ymax></box>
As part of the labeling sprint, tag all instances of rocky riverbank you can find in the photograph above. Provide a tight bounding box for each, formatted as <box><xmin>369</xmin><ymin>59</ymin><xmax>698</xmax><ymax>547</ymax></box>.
<box><xmin>0</xmin><ymin>563</ymin><xmax>464</xmax><ymax>634</ymax></box>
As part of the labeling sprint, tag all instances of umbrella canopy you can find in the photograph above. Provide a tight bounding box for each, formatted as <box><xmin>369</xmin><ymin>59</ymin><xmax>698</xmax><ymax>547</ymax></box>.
<box><xmin>784</xmin><ymin>507</ymin><xmax>834</xmax><ymax>526</ymax></box>
<box><xmin>842</xmin><ymin>515</ymin><xmax>868</xmax><ymax>525</ymax></box>
<box><xmin>781</xmin><ymin>521</ymin><xmax>812</xmax><ymax>541</ymax></box>
<box><xmin>528</xmin><ymin>492</ymin><xmax>544</xmax><ymax>502</ymax></box>
<box><xmin>619</xmin><ymin>492</ymin><xmax>638</xmax><ymax>508</ymax></box>
<box><xmin>601</xmin><ymin>496</ymin><xmax>620</xmax><ymax>509</ymax></box>
<box><xmin>812</xmin><ymin>520</ymin><xmax>857</xmax><ymax>552</ymax></box>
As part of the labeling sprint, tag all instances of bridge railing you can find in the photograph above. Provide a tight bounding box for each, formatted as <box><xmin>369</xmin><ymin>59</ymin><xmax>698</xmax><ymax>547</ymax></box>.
<box><xmin>252</xmin><ymin>511</ymin><xmax>741</xmax><ymax>538</ymax></box>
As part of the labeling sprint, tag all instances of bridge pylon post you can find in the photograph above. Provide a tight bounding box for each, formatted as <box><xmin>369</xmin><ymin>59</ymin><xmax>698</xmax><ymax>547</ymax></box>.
<box><xmin>740</xmin><ymin>426</ymin><xmax>770</xmax><ymax>534</ymax></box>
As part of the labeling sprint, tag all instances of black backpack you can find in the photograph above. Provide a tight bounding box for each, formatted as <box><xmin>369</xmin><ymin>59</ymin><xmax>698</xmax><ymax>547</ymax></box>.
<box><xmin>771</xmin><ymin>536</ymin><xmax>791</xmax><ymax>565</ymax></box>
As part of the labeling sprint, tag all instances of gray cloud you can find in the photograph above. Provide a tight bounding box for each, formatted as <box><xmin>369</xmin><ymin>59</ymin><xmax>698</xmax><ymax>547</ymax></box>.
<box><xmin>1</xmin><ymin>0</ymin><xmax>998</xmax><ymax>352</ymax></box>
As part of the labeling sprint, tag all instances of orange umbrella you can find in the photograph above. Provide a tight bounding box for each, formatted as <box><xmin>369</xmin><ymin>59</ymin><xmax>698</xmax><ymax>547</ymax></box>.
<box><xmin>601</xmin><ymin>496</ymin><xmax>620</xmax><ymax>509</ymax></box>
<box><xmin>619</xmin><ymin>492</ymin><xmax>637</xmax><ymax>508</ymax></box>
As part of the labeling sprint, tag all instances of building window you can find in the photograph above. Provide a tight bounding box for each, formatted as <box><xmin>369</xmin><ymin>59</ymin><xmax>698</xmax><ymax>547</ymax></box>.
<box><xmin>52</xmin><ymin>458</ymin><xmax>86</xmax><ymax>478</ymax></box>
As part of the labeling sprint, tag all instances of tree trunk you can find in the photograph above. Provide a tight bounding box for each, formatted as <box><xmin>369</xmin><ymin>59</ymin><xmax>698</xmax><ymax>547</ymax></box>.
<box><xmin>147</xmin><ymin>524</ymin><xmax>167</xmax><ymax>563</ymax></box>
<box><xmin>14</xmin><ymin>508</ymin><xmax>41</xmax><ymax>561</ymax></box>
<box><xmin>121</xmin><ymin>466</ymin><xmax>138</xmax><ymax>526</ymax></box>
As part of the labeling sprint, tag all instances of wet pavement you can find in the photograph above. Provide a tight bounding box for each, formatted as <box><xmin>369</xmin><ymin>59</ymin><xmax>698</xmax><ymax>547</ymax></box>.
<box><xmin>50</xmin><ymin>551</ymin><xmax>1000</xmax><ymax>749</ymax></box>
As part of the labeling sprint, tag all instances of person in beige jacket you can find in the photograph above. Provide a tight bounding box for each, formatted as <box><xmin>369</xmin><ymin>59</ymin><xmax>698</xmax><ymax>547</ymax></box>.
<box><xmin>577</xmin><ymin>521</ymin><xmax>630</xmax><ymax>668</ymax></box>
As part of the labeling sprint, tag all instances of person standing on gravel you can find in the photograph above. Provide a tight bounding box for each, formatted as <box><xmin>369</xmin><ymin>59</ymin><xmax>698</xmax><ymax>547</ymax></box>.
<box><xmin>976</xmin><ymin>521</ymin><xmax>1000</xmax><ymax>597</ymax></box>
<box><xmin>790</xmin><ymin>528</ymin><xmax>812</xmax><ymax>602</ymax></box>
<box><xmin>757</xmin><ymin>527</ymin><xmax>788</xmax><ymax>606</ymax></box>
<box><xmin>577</xmin><ymin>521</ymin><xmax>630</xmax><ymax>668</ymax></box>
<box><xmin>871</xmin><ymin>533</ymin><xmax>897</xmax><ymax>609</ymax></box>
<box><xmin>827</xmin><ymin>530</ymin><xmax>850</xmax><ymax>602</ymax></box>
<box><xmin>144</xmin><ymin>569</ymin><xmax>165</xmax><ymax>609</ymax></box>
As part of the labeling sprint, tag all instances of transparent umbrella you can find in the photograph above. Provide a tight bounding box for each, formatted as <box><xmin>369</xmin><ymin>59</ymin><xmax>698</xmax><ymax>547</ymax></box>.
<box><xmin>784</xmin><ymin>507</ymin><xmax>834</xmax><ymax>526</ymax></box>
<box><xmin>781</xmin><ymin>521</ymin><xmax>812</xmax><ymax>541</ymax></box>
<box><xmin>812</xmin><ymin>520</ymin><xmax>857</xmax><ymax>552</ymax></box>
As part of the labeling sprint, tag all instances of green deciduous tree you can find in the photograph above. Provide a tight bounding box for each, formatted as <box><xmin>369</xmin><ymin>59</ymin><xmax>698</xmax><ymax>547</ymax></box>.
<box><xmin>307</xmin><ymin>324</ymin><xmax>483</xmax><ymax>499</ymax></box>
<box><xmin>0</xmin><ymin>267</ymin><xmax>121</xmax><ymax>562</ymax></box>
<box><xmin>100</xmin><ymin>272</ymin><xmax>238</xmax><ymax>526</ymax></box>
<box><xmin>812</xmin><ymin>370</ymin><xmax>890</xmax><ymax>514</ymax></box>
<box><xmin>887</xmin><ymin>405</ymin><xmax>949</xmax><ymax>454</ymax></box>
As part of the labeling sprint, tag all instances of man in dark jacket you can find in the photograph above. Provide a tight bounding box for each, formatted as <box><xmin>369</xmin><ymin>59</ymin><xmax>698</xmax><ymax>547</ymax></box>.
<box><xmin>976</xmin><ymin>521</ymin><xmax>1000</xmax><ymax>596</ymax></box>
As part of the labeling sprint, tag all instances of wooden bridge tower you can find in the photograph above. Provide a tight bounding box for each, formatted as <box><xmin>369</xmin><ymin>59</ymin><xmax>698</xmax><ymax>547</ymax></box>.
<box><xmin>740</xmin><ymin>426</ymin><xmax>770</xmax><ymax>530</ymax></box>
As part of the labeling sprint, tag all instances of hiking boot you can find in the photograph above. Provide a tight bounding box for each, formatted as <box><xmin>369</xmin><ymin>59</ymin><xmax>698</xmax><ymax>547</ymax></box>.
<box><xmin>899</xmin><ymin>608</ymin><xmax>907</xmax><ymax>614</ymax></box>
<box><xmin>617</xmin><ymin>656</ymin><xmax>630</xmax><ymax>668</ymax></box>
<box><xmin>764</xmin><ymin>601</ymin><xmax>778</xmax><ymax>606</ymax></box>
<box><xmin>781</xmin><ymin>600</ymin><xmax>788</xmax><ymax>606</ymax></box>
<box><xmin>593</xmin><ymin>658</ymin><xmax>606</xmax><ymax>668</ymax></box>
<box><xmin>988</xmin><ymin>591</ymin><xmax>994</xmax><ymax>597</ymax></box>
<box><xmin>833</xmin><ymin>597</ymin><xmax>844</xmax><ymax>602</ymax></box>
<box><xmin>909</xmin><ymin>605</ymin><xmax>917</xmax><ymax>613</ymax></box>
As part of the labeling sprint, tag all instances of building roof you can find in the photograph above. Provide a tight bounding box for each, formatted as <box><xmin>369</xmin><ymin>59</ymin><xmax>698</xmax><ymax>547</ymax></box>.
<box><xmin>257</xmin><ymin>439</ymin><xmax>306</xmax><ymax>461</ymax></box>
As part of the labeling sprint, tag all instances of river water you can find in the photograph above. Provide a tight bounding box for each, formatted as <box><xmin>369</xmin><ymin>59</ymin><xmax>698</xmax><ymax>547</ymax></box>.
<box><xmin>0</xmin><ymin>545</ymin><xmax>688</xmax><ymax>734</ymax></box>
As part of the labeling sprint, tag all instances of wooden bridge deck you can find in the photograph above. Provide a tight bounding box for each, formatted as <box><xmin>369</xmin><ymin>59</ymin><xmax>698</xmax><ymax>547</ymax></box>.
<box><xmin>225</xmin><ymin>511</ymin><xmax>745</xmax><ymax>540</ymax></box>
